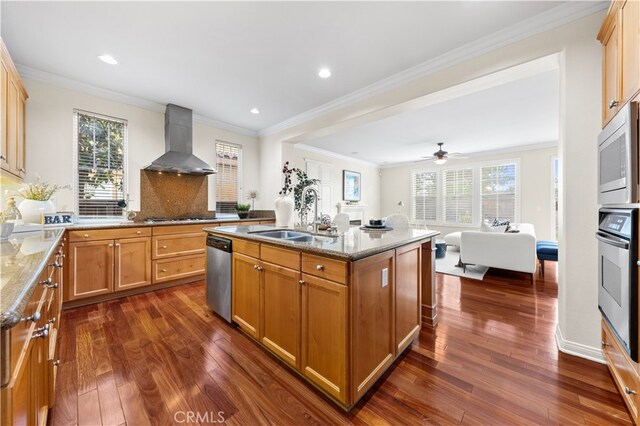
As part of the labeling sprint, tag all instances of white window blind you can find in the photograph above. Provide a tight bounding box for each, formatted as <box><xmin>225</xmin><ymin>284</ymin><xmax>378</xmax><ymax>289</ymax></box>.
<box><xmin>411</xmin><ymin>171</ymin><xmax>438</xmax><ymax>222</ymax></box>
<box><xmin>74</xmin><ymin>111</ymin><xmax>126</xmax><ymax>218</ymax></box>
<box><xmin>481</xmin><ymin>163</ymin><xmax>517</xmax><ymax>222</ymax></box>
<box><xmin>215</xmin><ymin>142</ymin><xmax>241</xmax><ymax>214</ymax></box>
<box><xmin>443</xmin><ymin>168</ymin><xmax>473</xmax><ymax>224</ymax></box>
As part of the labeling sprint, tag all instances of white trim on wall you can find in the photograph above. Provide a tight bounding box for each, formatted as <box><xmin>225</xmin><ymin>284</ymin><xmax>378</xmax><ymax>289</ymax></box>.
<box><xmin>555</xmin><ymin>324</ymin><xmax>604</xmax><ymax>364</ymax></box>
<box><xmin>294</xmin><ymin>144</ymin><xmax>380</xmax><ymax>168</ymax></box>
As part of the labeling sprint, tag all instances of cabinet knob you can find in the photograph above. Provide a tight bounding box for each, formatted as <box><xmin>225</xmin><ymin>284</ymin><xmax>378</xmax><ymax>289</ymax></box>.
<box><xmin>108</xmin><ymin>243</ymin><xmax>113</xmax><ymax>248</ymax></box>
<box><xmin>22</xmin><ymin>311</ymin><xmax>41</xmax><ymax>323</ymax></box>
<box><xmin>46</xmin><ymin>282</ymin><xmax>59</xmax><ymax>289</ymax></box>
<box><xmin>83</xmin><ymin>234</ymin><xmax>89</xmax><ymax>238</ymax></box>
<box><xmin>39</xmin><ymin>278</ymin><xmax>52</xmax><ymax>286</ymax></box>
<box><xmin>161</xmin><ymin>245</ymin><xmax>168</xmax><ymax>249</ymax></box>
<box><xmin>18</xmin><ymin>168</ymin><xmax>25</xmax><ymax>174</ymax></box>
<box><xmin>115</xmin><ymin>243</ymin><xmax>120</xmax><ymax>247</ymax></box>
<box><xmin>254</xmin><ymin>265</ymin><xmax>263</xmax><ymax>271</ymax></box>
<box><xmin>254</xmin><ymin>265</ymin><xmax>259</xmax><ymax>270</ymax></box>
<box><xmin>49</xmin><ymin>316</ymin><xmax>57</xmax><ymax>324</ymax></box>
<box><xmin>316</xmin><ymin>264</ymin><xmax>325</xmax><ymax>271</ymax></box>
<box><xmin>299</xmin><ymin>280</ymin><xmax>305</xmax><ymax>286</ymax></box>
<box><xmin>601</xmin><ymin>340</ymin><xmax>609</xmax><ymax>347</ymax></box>
<box><xmin>49</xmin><ymin>261</ymin><xmax>62</xmax><ymax>268</ymax></box>
<box><xmin>0</xmin><ymin>154</ymin><xmax>6</xmax><ymax>161</ymax></box>
<box><xmin>136</xmin><ymin>231</ymin><xmax>142</xmax><ymax>235</ymax></box>
<box><xmin>161</xmin><ymin>268</ymin><xmax>167</xmax><ymax>272</ymax></box>
<box><xmin>32</xmin><ymin>324</ymin><xmax>49</xmax><ymax>339</ymax></box>
<box><xmin>625</xmin><ymin>386</ymin><xmax>637</xmax><ymax>395</ymax></box>
<box><xmin>609</xmin><ymin>100</ymin><xmax>619</xmax><ymax>109</ymax></box>
<box><xmin>53</xmin><ymin>360</ymin><xmax>60</xmax><ymax>366</ymax></box>
<box><xmin>637</xmin><ymin>260</ymin><xmax>640</xmax><ymax>267</ymax></box>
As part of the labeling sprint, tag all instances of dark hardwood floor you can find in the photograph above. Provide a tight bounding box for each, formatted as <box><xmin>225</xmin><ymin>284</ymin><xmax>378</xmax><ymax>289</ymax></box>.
<box><xmin>49</xmin><ymin>262</ymin><xmax>632</xmax><ymax>425</ymax></box>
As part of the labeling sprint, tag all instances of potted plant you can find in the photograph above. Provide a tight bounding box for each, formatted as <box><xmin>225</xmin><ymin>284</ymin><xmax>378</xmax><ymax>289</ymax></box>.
<box><xmin>16</xmin><ymin>179</ymin><xmax>69</xmax><ymax>224</ymax></box>
<box><xmin>236</xmin><ymin>203</ymin><xmax>251</xmax><ymax>219</ymax></box>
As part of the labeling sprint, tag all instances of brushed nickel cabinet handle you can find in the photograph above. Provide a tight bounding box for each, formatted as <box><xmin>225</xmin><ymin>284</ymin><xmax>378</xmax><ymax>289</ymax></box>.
<box><xmin>609</xmin><ymin>100</ymin><xmax>619</xmax><ymax>109</ymax></box>
<box><xmin>625</xmin><ymin>386</ymin><xmax>637</xmax><ymax>395</ymax></box>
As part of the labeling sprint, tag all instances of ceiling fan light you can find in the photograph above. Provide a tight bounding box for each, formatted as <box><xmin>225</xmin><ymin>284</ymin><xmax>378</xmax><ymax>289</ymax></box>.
<box><xmin>434</xmin><ymin>158</ymin><xmax>447</xmax><ymax>165</ymax></box>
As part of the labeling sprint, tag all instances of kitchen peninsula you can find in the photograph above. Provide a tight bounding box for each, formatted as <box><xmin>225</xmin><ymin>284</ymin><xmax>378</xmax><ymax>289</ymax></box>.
<box><xmin>204</xmin><ymin>224</ymin><xmax>439</xmax><ymax>409</ymax></box>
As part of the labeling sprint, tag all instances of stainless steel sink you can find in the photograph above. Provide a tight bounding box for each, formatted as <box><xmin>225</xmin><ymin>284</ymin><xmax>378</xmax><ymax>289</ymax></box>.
<box><xmin>249</xmin><ymin>230</ymin><xmax>310</xmax><ymax>239</ymax></box>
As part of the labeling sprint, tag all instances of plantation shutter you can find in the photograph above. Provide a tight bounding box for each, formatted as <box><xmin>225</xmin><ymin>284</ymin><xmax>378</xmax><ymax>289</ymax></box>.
<box><xmin>215</xmin><ymin>142</ymin><xmax>240</xmax><ymax>214</ymax></box>
<box><xmin>443</xmin><ymin>168</ymin><xmax>473</xmax><ymax>224</ymax></box>
<box><xmin>412</xmin><ymin>171</ymin><xmax>438</xmax><ymax>222</ymax></box>
<box><xmin>481</xmin><ymin>163</ymin><xmax>517</xmax><ymax>222</ymax></box>
<box><xmin>75</xmin><ymin>111</ymin><xmax>126</xmax><ymax>218</ymax></box>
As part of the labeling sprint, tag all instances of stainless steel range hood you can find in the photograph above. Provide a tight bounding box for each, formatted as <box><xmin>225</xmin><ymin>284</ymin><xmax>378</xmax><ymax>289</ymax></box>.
<box><xmin>144</xmin><ymin>104</ymin><xmax>216</xmax><ymax>175</ymax></box>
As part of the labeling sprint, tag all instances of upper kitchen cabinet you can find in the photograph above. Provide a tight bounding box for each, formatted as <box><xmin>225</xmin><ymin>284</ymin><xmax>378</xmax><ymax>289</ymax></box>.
<box><xmin>598</xmin><ymin>0</ymin><xmax>640</xmax><ymax>127</ymax></box>
<box><xmin>1</xmin><ymin>39</ymin><xmax>28</xmax><ymax>179</ymax></box>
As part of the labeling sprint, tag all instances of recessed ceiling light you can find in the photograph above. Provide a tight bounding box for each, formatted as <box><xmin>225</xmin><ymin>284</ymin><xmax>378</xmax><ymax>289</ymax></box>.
<box><xmin>98</xmin><ymin>54</ymin><xmax>118</xmax><ymax>65</ymax></box>
<box><xmin>318</xmin><ymin>68</ymin><xmax>332</xmax><ymax>79</ymax></box>
<box><xmin>250</xmin><ymin>108</ymin><xmax>260</xmax><ymax>114</ymax></box>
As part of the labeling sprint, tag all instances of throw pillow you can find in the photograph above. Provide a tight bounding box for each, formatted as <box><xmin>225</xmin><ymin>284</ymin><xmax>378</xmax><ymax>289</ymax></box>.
<box><xmin>492</xmin><ymin>218</ymin><xmax>510</xmax><ymax>227</ymax></box>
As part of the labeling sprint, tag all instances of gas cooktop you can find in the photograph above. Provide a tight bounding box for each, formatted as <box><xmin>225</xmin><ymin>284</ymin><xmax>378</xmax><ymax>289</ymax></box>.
<box><xmin>144</xmin><ymin>217</ymin><xmax>217</xmax><ymax>223</ymax></box>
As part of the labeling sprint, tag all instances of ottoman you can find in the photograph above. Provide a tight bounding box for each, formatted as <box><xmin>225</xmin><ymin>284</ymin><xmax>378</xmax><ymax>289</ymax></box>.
<box><xmin>536</xmin><ymin>240</ymin><xmax>558</xmax><ymax>276</ymax></box>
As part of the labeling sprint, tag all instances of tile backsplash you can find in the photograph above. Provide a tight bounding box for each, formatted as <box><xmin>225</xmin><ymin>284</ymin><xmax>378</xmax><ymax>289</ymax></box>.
<box><xmin>138</xmin><ymin>170</ymin><xmax>212</xmax><ymax>220</ymax></box>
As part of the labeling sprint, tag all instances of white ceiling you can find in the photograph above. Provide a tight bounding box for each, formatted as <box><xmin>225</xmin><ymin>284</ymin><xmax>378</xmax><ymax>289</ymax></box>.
<box><xmin>301</xmin><ymin>67</ymin><xmax>559</xmax><ymax>165</ymax></box>
<box><xmin>1</xmin><ymin>1</ymin><xmax>582</xmax><ymax>133</ymax></box>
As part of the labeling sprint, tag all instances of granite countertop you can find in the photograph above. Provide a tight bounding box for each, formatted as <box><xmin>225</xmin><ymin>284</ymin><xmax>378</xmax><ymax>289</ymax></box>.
<box><xmin>205</xmin><ymin>225</ymin><xmax>439</xmax><ymax>261</ymax></box>
<box><xmin>1</xmin><ymin>228</ymin><xmax>65</xmax><ymax>330</ymax></box>
<box><xmin>67</xmin><ymin>216</ymin><xmax>274</xmax><ymax>230</ymax></box>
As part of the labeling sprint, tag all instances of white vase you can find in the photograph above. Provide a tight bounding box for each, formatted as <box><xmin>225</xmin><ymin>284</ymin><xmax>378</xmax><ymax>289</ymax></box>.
<box><xmin>274</xmin><ymin>195</ymin><xmax>294</xmax><ymax>228</ymax></box>
<box><xmin>18</xmin><ymin>199</ymin><xmax>56</xmax><ymax>224</ymax></box>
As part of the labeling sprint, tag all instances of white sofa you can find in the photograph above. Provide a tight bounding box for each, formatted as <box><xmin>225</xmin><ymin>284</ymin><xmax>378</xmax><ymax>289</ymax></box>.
<box><xmin>448</xmin><ymin>223</ymin><xmax>537</xmax><ymax>276</ymax></box>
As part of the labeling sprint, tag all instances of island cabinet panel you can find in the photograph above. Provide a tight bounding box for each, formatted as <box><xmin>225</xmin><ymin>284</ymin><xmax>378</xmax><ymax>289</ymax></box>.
<box><xmin>301</xmin><ymin>273</ymin><xmax>348</xmax><ymax>403</ymax></box>
<box><xmin>350</xmin><ymin>250</ymin><xmax>395</xmax><ymax>401</ymax></box>
<box><xmin>261</xmin><ymin>262</ymin><xmax>301</xmax><ymax>368</ymax></box>
<box><xmin>67</xmin><ymin>240</ymin><xmax>114</xmax><ymax>300</ymax></box>
<box><xmin>232</xmin><ymin>253</ymin><xmax>261</xmax><ymax>338</ymax></box>
<box><xmin>394</xmin><ymin>243</ymin><xmax>422</xmax><ymax>354</ymax></box>
<box><xmin>115</xmin><ymin>237</ymin><xmax>152</xmax><ymax>291</ymax></box>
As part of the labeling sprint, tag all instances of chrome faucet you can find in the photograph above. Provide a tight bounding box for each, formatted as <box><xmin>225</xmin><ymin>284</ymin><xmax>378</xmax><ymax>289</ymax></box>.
<box><xmin>301</xmin><ymin>187</ymin><xmax>320</xmax><ymax>233</ymax></box>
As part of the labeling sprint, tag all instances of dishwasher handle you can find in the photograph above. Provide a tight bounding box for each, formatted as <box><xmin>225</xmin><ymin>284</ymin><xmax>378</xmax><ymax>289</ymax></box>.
<box><xmin>207</xmin><ymin>235</ymin><xmax>232</xmax><ymax>252</ymax></box>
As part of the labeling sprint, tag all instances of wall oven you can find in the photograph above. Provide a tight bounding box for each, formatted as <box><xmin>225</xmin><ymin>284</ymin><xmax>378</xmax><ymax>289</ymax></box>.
<box><xmin>597</xmin><ymin>207</ymin><xmax>638</xmax><ymax>361</ymax></box>
<box><xmin>598</xmin><ymin>101</ymin><xmax>639</xmax><ymax>205</ymax></box>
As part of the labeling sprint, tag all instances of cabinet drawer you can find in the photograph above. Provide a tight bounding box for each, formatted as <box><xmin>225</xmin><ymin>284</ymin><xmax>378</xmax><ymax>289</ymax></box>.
<box><xmin>261</xmin><ymin>244</ymin><xmax>300</xmax><ymax>270</ymax></box>
<box><xmin>152</xmin><ymin>232</ymin><xmax>205</xmax><ymax>259</ymax></box>
<box><xmin>302</xmin><ymin>253</ymin><xmax>347</xmax><ymax>284</ymax></box>
<box><xmin>153</xmin><ymin>224</ymin><xmax>213</xmax><ymax>235</ymax></box>
<box><xmin>152</xmin><ymin>254</ymin><xmax>205</xmax><ymax>283</ymax></box>
<box><xmin>68</xmin><ymin>227</ymin><xmax>150</xmax><ymax>242</ymax></box>
<box><xmin>234</xmin><ymin>239</ymin><xmax>260</xmax><ymax>258</ymax></box>
<box><xmin>602</xmin><ymin>319</ymin><xmax>639</xmax><ymax>421</ymax></box>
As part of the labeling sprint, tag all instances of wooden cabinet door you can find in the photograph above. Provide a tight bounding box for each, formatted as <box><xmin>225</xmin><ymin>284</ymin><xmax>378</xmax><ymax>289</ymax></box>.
<box><xmin>301</xmin><ymin>273</ymin><xmax>347</xmax><ymax>403</ymax></box>
<box><xmin>1</xmin><ymin>57</ymin><xmax>8</xmax><ymax>172</ymax></box>
<box><xmin>621</xmin><ymin>0</ymin><xmax>640</xmax><ymax>104</ymax></box>
<box><xmin>114</xmin><ymin>237</ymin><xmax>151</xmax><ymax>291</ymax></box>
<box><xmin>3</xmin><ymin>348</ymin><xmax>32</xmax><ymax>426</ymax></box>
<box><xmin>67</xmin><ymin>240</ymin><xmax>114</xmax><ymax>300</ymax></box>
<box><xmin>31</xmin><ymin>336</ymin><xmax>48</xmax><ymax>426</ymax></box>
<box><xmin>16</xmin><ymin>89</ymin><xmax>26</xmax><ymax>177</ymax></box>
<box><xmin>6</xmin><ymin>76</ymin><xmax>18</xmax><ymax>176</ymax></box>
<box><xmin>351</xmin><ymin>250</ymin><xmax>395</xmax><ymax>401</ymax></box>
<box><xmin>261</xmin><ymin>261</ymin><xmax>301</xmax><ymax>368</ymax></box>
<box><xmin>395</xmin><ymin>243</ymin><xmax>421</xmax><ymax>354</ymax></box>
<box><xmin>232</xmin><ymin>253</ymin><xmax>261</xmax><ymax>338</ymax></box>
<box><xmin>603</xmin><ymin>16</ymin><xmax>620</xmax><ymax>126</ymax></box>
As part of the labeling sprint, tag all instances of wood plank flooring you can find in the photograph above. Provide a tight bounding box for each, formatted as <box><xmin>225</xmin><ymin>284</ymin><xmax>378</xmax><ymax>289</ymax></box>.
<box><xmin>49</xmin><ymin>262</ymin><xmax>632</xmax><ymax>425</ymax></box>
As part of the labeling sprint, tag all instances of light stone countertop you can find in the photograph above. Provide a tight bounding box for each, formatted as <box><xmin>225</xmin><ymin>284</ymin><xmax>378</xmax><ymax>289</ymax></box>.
<box><xmin>67</xmin><ymin>216</ymin><xmax>273</xmax><ymax>230</ymax></box>
<box><xmin>1</xmin><ymin>228</ymin><xmax>65</xmax><ymax>330</ymax></box>
<box><xmin>204</xmin><ymin>225</ymin><xmax>439</xmax><ymax>261</ymax></box>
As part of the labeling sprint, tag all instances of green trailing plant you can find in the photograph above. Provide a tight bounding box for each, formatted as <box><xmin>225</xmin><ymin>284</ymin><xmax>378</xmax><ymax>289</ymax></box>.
<box><xmin>17</xmin><ymin>179</ymin><xmax>70</xmax><ymax>201</ymax></box>
<box><xmin>293</xmin><ymin>169</ymin><xmax>319</xmax><ymax>215</ymax></box>
<box><xmin>235</xmin><ymin>203</ymin><xmax>251</xmax><ymax>212</ymax></box>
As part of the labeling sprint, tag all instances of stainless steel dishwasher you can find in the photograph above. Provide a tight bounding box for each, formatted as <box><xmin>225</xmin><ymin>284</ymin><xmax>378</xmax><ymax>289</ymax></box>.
<box><xmin>206</xmin><ymin>235</ymin><xmax>232</xmax><ymax>322</ymax></box>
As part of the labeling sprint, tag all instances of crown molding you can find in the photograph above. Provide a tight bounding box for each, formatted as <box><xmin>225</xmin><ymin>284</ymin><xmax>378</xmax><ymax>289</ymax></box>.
<box><xmin>16</xmin><ymin>64</ymin><xmax>258</xmax><ymax>137</ymax></box>
<box><xmin>294</xmin><ymin>144</ymin><xmax>380</xmax><ymax>169</ymax></box>
<box><xmin>379</xmin><ymin>141</ymin><xmax>558</xmax><ymax>169</ymax></box>
<box><xmin>258</xmin><ymin>1</ymin><xmax>607</xmax><ymax>138</ymax></box>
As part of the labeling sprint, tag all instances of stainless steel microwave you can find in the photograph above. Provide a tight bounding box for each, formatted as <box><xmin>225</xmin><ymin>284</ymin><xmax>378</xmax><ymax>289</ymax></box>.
<box><xmin>598</xmin><ymin>101</ymin><xmax>639</xmax><ymax>205</ymax></box>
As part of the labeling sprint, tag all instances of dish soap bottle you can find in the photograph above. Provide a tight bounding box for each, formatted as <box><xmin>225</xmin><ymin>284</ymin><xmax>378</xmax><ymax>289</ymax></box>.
<box><xmin>4</xmin><ymin>197</ymin><xmax>23</xmax><ymax>226</ymax></box>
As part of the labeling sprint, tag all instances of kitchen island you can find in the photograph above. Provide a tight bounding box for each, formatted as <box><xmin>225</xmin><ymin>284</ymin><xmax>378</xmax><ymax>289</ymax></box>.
<box><xmin>204</xmin><ymin>224</ymin><xmax>439</xmax><ymax>409</ymax></box>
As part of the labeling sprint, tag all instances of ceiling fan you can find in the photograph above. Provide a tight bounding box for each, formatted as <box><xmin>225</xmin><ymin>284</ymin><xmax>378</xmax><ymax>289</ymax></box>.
<box><xmin>421</xmin><ymin>142</ymin><xmax>468</xmax><ymax>164</ymax></box>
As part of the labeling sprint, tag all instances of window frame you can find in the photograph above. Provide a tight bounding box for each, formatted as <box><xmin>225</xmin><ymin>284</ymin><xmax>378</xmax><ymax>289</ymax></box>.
<box><xmin>72</xmin><ymin>109</ymin><xmax>128</xmax><ymax>220</ymax></box>
<box><xmin>214</xmin><ymin>140</ymin><xmax>243</xmax><ymax>214</ymax></box>
<box><xmin>410</xmin><ymin>158</ymin><xmax>520</xmax><ymax>227</ymax></box>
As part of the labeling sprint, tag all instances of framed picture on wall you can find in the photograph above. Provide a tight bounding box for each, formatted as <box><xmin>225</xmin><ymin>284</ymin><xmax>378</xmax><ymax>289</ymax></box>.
<box><xmin>343</xmin><ymin>170</ymin><xmax>361</xmax><ymax>202</ymax></box>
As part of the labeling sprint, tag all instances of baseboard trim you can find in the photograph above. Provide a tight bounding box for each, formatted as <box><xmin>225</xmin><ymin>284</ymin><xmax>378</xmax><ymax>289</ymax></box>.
<box><xmin>555</xmin><ymin>324</ymin><xmax>605</xmax><ymax>364</ymax></box>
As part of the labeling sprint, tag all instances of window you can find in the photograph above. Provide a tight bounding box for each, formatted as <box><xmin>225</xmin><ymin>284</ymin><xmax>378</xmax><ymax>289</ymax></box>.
<box><xmin>412</xmin><ymin>171</ymin><xmax>438</xmax><ymax>222</ymax></box>
<box><xmin>481</xmin><ymin>163</ymin><xmax>517</xmax><ymax>222</ymax></box>
<box><xmin>410</xmin><ymin>160</ymin><xmax>519</xmax><ymax>226</ymax></box>
<box><xmin>443</xmin><ymin>168</ymin><xmax>474</xmax><ymax>224</ymax></box>
<box><xmin>74</xmin><ymin>111</ymin><xmax>126</xmax><ymax>218</ymax></box>
<box><xmin>215</xmin><ymin>141</ymin><xmax>241</xmax><ymax>213</ymax></box>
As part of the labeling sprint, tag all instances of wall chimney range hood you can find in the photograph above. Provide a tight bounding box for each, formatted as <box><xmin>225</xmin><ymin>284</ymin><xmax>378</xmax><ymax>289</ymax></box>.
<box><xmin>144</xmin><ymin>104</ymin><xmax>216</xmax><ymax>175</ymax></box>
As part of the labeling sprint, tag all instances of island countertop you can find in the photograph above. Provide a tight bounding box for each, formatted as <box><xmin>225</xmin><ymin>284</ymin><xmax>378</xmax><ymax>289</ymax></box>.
<box><xmin>204</xmin><ymin>224</ymin><xmax>439</xmax><ymax>261</ymax></box>
<box><xmin>1</xmin><ymin>228</ymin><xmax>65</xmax><ymax>330</ymax></box>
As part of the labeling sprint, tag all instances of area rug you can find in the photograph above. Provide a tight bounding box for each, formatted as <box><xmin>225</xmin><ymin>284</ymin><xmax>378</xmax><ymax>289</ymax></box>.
<box><xmin>435</xmin><ymin>248</ymin><xmax>489</xmax><ymax>281</ymax></box>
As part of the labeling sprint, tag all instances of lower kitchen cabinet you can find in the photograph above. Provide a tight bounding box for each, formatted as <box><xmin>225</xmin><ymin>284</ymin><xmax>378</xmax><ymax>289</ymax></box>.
<box><xmin>232</xmin><ymin>253</ymin><xmax>261</xmax><ymax>338</ymax></box>
<box><xmin>395</xmin><ymin>242</ymin><xmax>422</xmax><ymax>353</ymax></box>
<box><xmin>68</xmin><ymin>239</ymin><xmax>114</xmax><ymax>300</ymax></box>
<box><xmin>115</xmin><ymin>237</ymin><xmax>152</xmax><ymax>290</ymax></box>
<box><xmin>301</xmin><ymin>273</ymin><xmax>347</xmax><ymax>402</ymax></box>
<box><xmin>152</xmin><ymin>253</ymin><xmax>205</xmax><ymax>283</ymax></box>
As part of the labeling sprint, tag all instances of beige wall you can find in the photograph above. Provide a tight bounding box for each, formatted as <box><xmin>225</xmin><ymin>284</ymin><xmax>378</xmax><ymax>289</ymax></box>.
<box><xmin>283</xmin><ymin>144</ymin><xmax>381</xmax><ymax>219</ymax></box>
<box><xmin>381</xmin><ymin>146</ymin><xmax>558</xmax><ymax>241</ymax></box>
<box><xmin>259</xmin><ymin>12</ymin><xmax>605</xmax><ymax>360</ymax></box>
<box><xmin>21</xmin><ymin>78</ymin><xmax>260</xmax><ymax>214</ymax></box>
